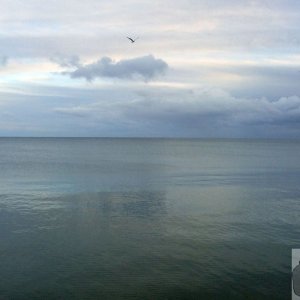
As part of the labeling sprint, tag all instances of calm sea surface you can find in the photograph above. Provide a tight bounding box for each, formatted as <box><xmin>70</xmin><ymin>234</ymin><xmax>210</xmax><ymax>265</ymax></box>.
<box><xmin>1</xmin><ymin>138</ymin><xmax>300</xmax><ymax>299</ymax></box>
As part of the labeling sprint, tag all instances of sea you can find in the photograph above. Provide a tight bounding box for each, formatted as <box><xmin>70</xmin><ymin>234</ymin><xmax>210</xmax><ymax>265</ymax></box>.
<box><xmin>0</xmin><ymin>138</ymin><xmax>300</xmax><ymax>299</ymax></box>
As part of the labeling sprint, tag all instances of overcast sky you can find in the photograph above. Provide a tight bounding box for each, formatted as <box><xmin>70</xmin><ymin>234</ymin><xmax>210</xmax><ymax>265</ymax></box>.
<box><xmin>1</xmin><ymin>0</ymin><xmax>300</xmax><ymax>137</ymax></box>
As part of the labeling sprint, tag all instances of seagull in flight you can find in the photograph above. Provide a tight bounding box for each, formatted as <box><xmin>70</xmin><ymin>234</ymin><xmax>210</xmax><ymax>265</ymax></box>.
<box><xmin>127</xmin><ymin>36</ymin><xmax>139</xmax><ymax>43</ymax></box>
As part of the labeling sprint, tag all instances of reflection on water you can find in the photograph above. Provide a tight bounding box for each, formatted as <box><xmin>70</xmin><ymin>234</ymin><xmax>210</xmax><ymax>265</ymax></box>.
<box><xmin>1</xmin><ymin>138</ymin><xmax>300</xmax><ymax>299</ymax></box>
<box><xmin>0</xmin><ymin>191</ymin><xmax>170</xmax><ymax>299</ymax></box>
<box><xmin>0</xmin><ymin>188</ymin><xmax>296</xmax><ymax>299</ymax></box>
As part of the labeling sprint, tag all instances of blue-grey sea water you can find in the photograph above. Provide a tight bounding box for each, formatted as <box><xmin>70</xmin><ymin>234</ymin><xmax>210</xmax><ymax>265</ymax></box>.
<box><xmin>1</xmin><ymin>138</ymin><xmax>300</xmax><ymax>299</ymax></box>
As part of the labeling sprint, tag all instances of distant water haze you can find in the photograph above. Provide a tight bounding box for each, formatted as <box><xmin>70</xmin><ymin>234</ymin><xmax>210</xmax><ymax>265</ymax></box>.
<box><xmin>0</xmin><ymin>138</ymin><xmax>300</xmax><ymax>299</ymax></box>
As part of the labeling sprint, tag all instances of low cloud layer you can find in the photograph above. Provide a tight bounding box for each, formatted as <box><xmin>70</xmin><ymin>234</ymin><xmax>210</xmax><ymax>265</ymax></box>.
<box><xmin>53</xmin><ymin>87</ymin><xmax>300</xmax><ymax>137</ymax></box>
<box><xmin>64</xmin><ymin>55</ymin><xmax>168</xmax><ymax>81</ymax></box>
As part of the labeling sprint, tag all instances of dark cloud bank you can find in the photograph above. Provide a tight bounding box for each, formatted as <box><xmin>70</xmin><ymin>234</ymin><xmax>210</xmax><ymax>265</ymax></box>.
<box><xmin>54</xmin><ymin>88</ymin><xmax>300</xmax><ymax>138</ymax></box>
<box><xmin>60</xmin><ymin>55</ymin><xmax>168</xmax><ymax>81</ymax></box>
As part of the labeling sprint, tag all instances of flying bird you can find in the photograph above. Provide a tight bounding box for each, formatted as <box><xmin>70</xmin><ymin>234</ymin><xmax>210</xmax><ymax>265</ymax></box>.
<box><xmin>127</xmin><ymin>36</ymin><xmax>139</xmax><ymax>43</ymax></box>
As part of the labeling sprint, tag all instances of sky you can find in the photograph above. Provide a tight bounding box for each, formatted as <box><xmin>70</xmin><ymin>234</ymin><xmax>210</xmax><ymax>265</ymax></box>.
<box><xmin>1</xmin><ymin>0</ymin><xmax>300</xmax><ymax>138</ymax></box>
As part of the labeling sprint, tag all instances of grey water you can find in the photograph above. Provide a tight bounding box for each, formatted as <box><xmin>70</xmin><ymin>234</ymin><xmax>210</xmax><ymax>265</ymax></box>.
<box><xmin>1</xmin><ymin>138</ymin><xmax>300</xmax><ymax>299</ymax></box>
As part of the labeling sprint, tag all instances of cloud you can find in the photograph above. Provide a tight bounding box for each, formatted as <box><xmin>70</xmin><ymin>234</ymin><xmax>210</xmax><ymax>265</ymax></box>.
<box><xmin>121</xmin><ymin>91</ymin><xmax>300</xmax><ymax>129</ymax></box>
<box><xmin>1</xmin><ymin>0</ymin><xmax>300</xmax><ymax>137</ymax></box>
<box><xmin>53</xmin><ymin>87</ymin><xmax>300</xmax><ymax>137</ymax></box>
<box><xmin>54</xmin><ymin>106</ymin><xmax>91</xmax><ymax>117</ymax></box>
<box><xmin>0</xmin><ymin>56</ymin><xmax>8</xmax><ymax>67</ymax></box>
<box><xmin>1</xmin><ymin>0</ymin><xmax>299</xmax><ymax>60</ymax></box>
<box><xmin>64</xmin><ymin>55</ymin><xmax>168</xmax><ymax>81</ymax></box>
<box><xmin>3</xmin><ymin>82</ymin><xmax>300</xmax><ymax>138</ymax></box>
<box><xmin>50</xmin><ymin>54</ymin><xmax>81</xmax><ymax>68</ymax></box>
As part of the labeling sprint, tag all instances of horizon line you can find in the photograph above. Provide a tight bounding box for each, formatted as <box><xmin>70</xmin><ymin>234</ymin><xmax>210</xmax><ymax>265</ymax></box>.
<box><xmin>0</xmin><ymin>136</ymin><xmax>300</xmax><ymax>141</ymax></box>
